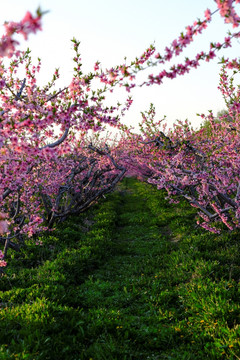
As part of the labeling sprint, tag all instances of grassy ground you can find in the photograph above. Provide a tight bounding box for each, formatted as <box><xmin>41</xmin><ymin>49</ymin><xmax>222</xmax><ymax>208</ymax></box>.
<box><xmin>0</xmin><ymin>177</ymin><xmax>240</xmax><ymax>359</ymax></box>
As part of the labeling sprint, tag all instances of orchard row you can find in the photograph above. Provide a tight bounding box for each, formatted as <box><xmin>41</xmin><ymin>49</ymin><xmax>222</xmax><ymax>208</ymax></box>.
<box><xmin>0</xmin><ymin>0</ymin><xmax>240</xmax><ymax>267</ymax></box>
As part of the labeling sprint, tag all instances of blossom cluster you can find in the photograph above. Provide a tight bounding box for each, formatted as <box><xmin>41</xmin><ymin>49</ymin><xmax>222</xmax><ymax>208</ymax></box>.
<box><xmin>0</xmin><ymin>9</ymin><xmax>43</xmax><ymax>58</ymax></box>
<box><xmin>92</xmin><ymin>0</ymin><xmax>240</xmax><ymax>89</ymax></box>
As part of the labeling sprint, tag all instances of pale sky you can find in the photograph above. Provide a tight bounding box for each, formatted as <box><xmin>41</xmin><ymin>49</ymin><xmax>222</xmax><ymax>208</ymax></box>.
<box><xmin>1</xmin><ymin>0</ymin><xmax>240</xmax><ymax>130</ymax></box>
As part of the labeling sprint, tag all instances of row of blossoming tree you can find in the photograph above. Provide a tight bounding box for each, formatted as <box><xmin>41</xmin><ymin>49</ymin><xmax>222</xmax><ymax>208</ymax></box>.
<box><xmin>0</xmin><ymin>0</ymin><xmax>240</xmax><ymax>268</ymax></box>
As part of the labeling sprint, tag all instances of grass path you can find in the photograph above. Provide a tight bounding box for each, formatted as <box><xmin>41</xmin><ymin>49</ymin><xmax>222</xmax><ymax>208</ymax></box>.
<box><xmin>77</xmin><ymin>179</ymin><xmax>175</xmax><ymax>359</ymax></box>
<box><xmin>1</xmin><ymin>178</ymin><xmax>240</xmax><ymax>359</ymax></box>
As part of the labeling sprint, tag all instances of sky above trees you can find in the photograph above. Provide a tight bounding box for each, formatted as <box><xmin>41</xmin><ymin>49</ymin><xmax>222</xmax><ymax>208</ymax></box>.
<box><xmin>1</xmin><ymin>0</ymin><xmax>240</xmax><ymax>129</ymax></box>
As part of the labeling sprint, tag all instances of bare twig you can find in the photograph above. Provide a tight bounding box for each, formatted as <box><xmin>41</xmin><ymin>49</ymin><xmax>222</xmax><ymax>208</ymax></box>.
<box><xmin>15</xmin><ymin>78</ymin><xmax>26</xmax><ymax>100</ymax></box>
<box><xmin>46</xmin><ymin>87</ymin><xmax>68</xmax><ymax>102</ymax></box>
<box><xmin>40</xmin><ymin>126</ymin><xmax>70</xmax><ymax>149</ymax></box>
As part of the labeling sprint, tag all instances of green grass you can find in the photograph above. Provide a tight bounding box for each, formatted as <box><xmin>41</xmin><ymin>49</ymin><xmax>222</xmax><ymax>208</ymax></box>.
<box><xmin>0</xmin><ymin>177</ymin><xmax>240</xmax><ymax>359</ymax></box>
